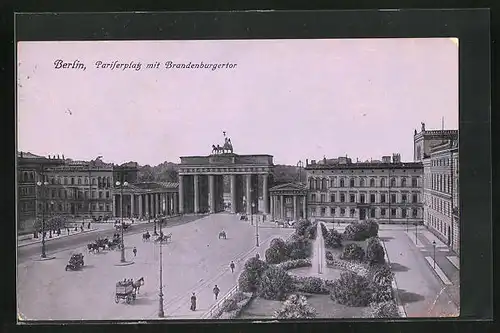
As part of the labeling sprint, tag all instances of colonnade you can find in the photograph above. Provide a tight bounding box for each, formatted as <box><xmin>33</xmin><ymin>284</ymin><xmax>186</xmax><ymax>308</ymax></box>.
<box><xmin>113</xmin><ymin>192</ymin><xmax>178</xmax><ymax>218</ymax></box>
<box><xmin>270</xmin><ymin>194</ymin><xmax>307</xmax><ymax>221</ymax></box>
<box><xmin>178</xmin><ymin>173</ymin><xmax>270</xmax><ymax>215</ymax></box>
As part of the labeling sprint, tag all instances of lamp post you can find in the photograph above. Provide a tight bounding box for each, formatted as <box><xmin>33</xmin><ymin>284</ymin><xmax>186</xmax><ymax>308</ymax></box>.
<box><xmin>116</xmin><ymin>181</ymin><xmax>128</xmax><ymax>263</ymax></box>
<box><xmin>432</xmin><ymin>240</ymin><xmax>436</xmax><ymax>269</ymax></box>
<box><xmin>158</xmin><ymin>216</ymin><xmax>164</xmax><ymax>317</ymax></box>
<box><xmin>405</xmin><ymin>202</ymin><xmax>409</xmax><ymax>232</ymax></box>
<box><xmin>253</xmin><ymin>202</ymin><xmax>259</xmax><ymax>247</ymax></box>
<box><xmin>415</xmin><ymin>222</ymin><xmax>418</xmax><ymax>245</ymax></box>
<box><xmin>36</xmin><ymin>180</ymin><xmax>49</xmax><ymax>258</ymax></box>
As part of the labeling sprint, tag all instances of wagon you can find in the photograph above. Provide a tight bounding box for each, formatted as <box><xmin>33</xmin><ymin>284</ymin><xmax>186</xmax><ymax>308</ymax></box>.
<box><xmin>115</xmin><ymin>282</ymin><xmax>136</xmax><ymax>304</ymax></box>
<box><xmin>65</xmin><ymin>253</ymin><xmax>84</xmax><ymax>271</ymax></box>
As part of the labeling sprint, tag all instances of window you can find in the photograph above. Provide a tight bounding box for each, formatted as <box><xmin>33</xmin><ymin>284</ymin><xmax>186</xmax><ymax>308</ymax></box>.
<box><xmin>370</xmin><ymin>194</ymin><xmax>376</xmax><ymax>203</ymax></box>
<box><xmin>381</xmin><ymin>208</ymin><xmax>386</xmax><ymax>216</ymax></box>
<box><xmin>412</xmin><ymin>193</ymin><xmax>418</xmax><ymax>203</ymax></box>
<box><xmin>391</xmin><ymin>194</ymin><xmax>396</xmax><ymax>203</ymax></box>
<box><xmin>331</xmin><ymin>208</ymin><xmax>336</xmax><ymax>216</ymax></box>
<box><xmin>320</xmin><ymin>194</ymin><xmax>326</xmax><ymax>203</ymax></box>
<box><xmin>390</xmin><ymin>178</ymin><xmax>396</xmax><ymax>187</ymax></box>
<box><xmin>350</xmin><ymin>194</ymin><xmax>355</xmax><ymax>203</ymax></box>
<box><xmin>360</xmin><ymin>194</ymin><xmax>365</xmax><ymax>203</ymax></box>
<box><xmin>381</xmin><ymin>194</ymin><xmax>386</xmax><ymax>203</ymax></box>
<box><xmin>321</xmin><ymin>208</ymin><xmax>326</xmax><ymax>216</ymax></box>
<box><xmin>330</xmin><ymin>194</ymin><xmax>335</xmax><ymax>202</ymax></box>
<box><xmin>92</xmin><ymin>191</ymin><xmax>96</xmax><ymax>199</ymax></box>
<box><xmin>350</xmin><ymin>178</ymin><xmax>355</xmax><ymax>187</ymax></box>
<box><xmin>370</xmin><ymin>208</ymin><xmax>376</xmax><ymax>218</ymax></box>
<box><xmin>321</xmin><ymin>178</ymin><xmax>327</xmax><ymax>190</ymax></box>
<box><xmin>309</xmin><ymin>178</ymin><xmax>314</xmax><ymax>189</ymax></box>
<box><xmin>92</xmin><ymin>178</ymin><xmax>97</xmax><ymax>185</ymax></box>
<box><xmin>106</xmin><ymin>191</ymin><xmax>110</xmax><ymax>199</ymax></box>
<box><xmin>401</xmin><ymin>178</ymin><xmax>407</xmax><ymax>187</ymax></box>
<box><xmin>402</xmin><ymin>209</ymin><xmax>407</xmax><ymax>218</ymax></box>
<box><xmin>64</xmin><ymin>177</ymin><xmax>68</xmax><ymax>185</ymax></box>
<box><xmin>85</xmin><ymin>177</ymin><xmax>89</xmax><ymax>185</ymax></box>
<box><xmin>370</xmin><ymin>178</ymin><xmax>375</xmax><ymax>187</ymax></box>
<box><xmin>340</xmin><ymin>208</ymin><xmax>346</xmax><ymax>216</ymax></box>
<box><xmin>330</xmin><ymin>179</ymin><xmax>335</xmax><ymax>187</ymax></box>
<box><xmin>402</xmin><ymin>194</ymin><xmax>407</xmax><ymax>203</ymax></box>
<box><xmin>360</xmin><ymin>178</ymin><xmax>365</xmax><ymax>187</ymax></box>
<box><xmin>412</xmin><ymin>209</ymin><xmax>418</xmax><ymax>217</ymax></box>
<box><xmin>350</xmin><ymin>208</ymin><xmax>355</xmax><ymax>217</ymax></box>
<box><xmin>106</xmin><ymin>204</ymin><xmax>110</xmax><ymax>212</ymax></box>
<box><xmin>391</xmin><ymin>208</ymin><xmax>397</xmax><ymax>217</ymax></box>
<box><xmin>311</xmin><ymin>194</ymin><xmax>316</xmax><ymax>202</ymax></box>
<box><xmin>412</xmin><ymin>177</ymin><xmax>418</xmax><ymax>187</ymax></box>
<box><xmin>340</xmin><ymin>193</ymin><xmax>345</xmax><ymax>203</ymax></box>
<box><xmin>340</xmin><ymin>179</ymin><xmax>345</xmax><ymax>187</ymax></box>
<box><xmin>99</xmin><ymin>191</ymin><xmax>103</xmax><ymax>199</ymax></box>
<box><xmin>380</xmin><ymin>178</ymin><xmax>386</xmax><ymax>187</ymax></box>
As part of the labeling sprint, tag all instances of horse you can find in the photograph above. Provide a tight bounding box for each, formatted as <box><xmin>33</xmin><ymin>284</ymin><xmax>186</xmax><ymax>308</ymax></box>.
<box><xmin>87</xmin><ymin>243</ymin><xmax>99</xmax><ymax>253</ymax></box>
<box><xmin>133</xmin><ymin>277</ymin><xmax>145</xmax><ymax>294</ymax></box>
<box><xmin>218</xmin><ymin>231</ymin><xmax>227</xmax><ymax>239</ymax></box>
<box><xmin>142</xmin><ymin>232</ymin><xmax>151</xmax><ymax>242</ymax></box>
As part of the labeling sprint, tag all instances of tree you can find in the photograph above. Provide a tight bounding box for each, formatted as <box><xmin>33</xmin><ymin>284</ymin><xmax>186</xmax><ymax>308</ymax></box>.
<box><xmin>274</xmin><ymin>294</ymin><xmax>317</xmax><ymax>319</ymax></box>
<box><xmin>295</xmin><ymin>219</ymin><xmax>312</xmax><ymax>237</ymax></box>
<box><xmin>258</xmin><ymin>266</ymin><xmax>294</xmax><ymax>300</ymax></box>
<box><xmin>341</xmin><ymin>243</ymin><xmax>365</xmax><ymax>261</ymax></box>
<box><xmin>330</xmin><ymin>271</ymin><xmax>373</xmax><ymax>306</ymax></box>
<box><xmin>265</xmin><ymin>238</ymin><xmax>290</xmax><ymax>264</ymax></box>
<box><xmin>362</xmin><ymin>220</ymin><xmax>379</xmax><ymax>238</ymax></box>
<box><xmin>365</xmin><ymin>237</ymin><xmax>386</xmax><ymax>265</ymax></box>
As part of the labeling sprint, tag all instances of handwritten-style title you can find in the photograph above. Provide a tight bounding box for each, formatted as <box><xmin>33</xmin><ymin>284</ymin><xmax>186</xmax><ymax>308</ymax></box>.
<box><xmin>53</xmin><ymin>59</ymin><xmax>238</xmax><ymax>72</ymax></box>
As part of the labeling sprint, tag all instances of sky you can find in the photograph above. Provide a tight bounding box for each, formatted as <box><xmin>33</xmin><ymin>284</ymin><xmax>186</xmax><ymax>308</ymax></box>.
<box><xmin>17</xmin><ymin>38</ymin><xmax>458</xmax><ymax>166</ymax></box>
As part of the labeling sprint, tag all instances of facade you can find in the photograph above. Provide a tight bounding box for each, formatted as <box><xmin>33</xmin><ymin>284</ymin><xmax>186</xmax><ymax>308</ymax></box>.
<box><xmin>17</xmin><ymin>152</ymin><xmax>65</xmax><ymax>232</ymax></box>
<box><xmin>415</xmin><ymin>124</ymin><xmax>459</xmax><ymax>254</ymax></box>
<box><xmin>269</xmin><ymin>183</ymin><xmax>307</xmax><ymax>221</ymax></box>
<box><xmin>305</xmin><ymin>155</ymin><xmax>424</xmax><ymax>224</ymax></box>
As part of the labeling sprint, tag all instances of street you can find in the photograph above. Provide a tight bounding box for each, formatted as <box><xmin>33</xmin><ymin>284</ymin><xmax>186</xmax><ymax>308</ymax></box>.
<box><xmin>17</xmin><ymin>213</ymin><xmax>292</xmax><ymax>320</ymax></box>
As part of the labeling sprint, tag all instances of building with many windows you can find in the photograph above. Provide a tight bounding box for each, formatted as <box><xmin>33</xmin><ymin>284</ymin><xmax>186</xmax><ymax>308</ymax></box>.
<box><xmin>415</xmin><ymin>123</ymin><xmax>459</xmax><ymax>254</ymax></box>
<box><xmin>305</xmin><ymin>154</ymin><xmax>423</xmax><ymax>224</ymax></box>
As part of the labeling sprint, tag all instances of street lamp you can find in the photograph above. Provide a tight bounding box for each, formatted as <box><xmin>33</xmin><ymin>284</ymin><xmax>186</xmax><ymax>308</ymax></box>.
<box><xmin>253</xmin><ymin>202</ymin><xmax>259</xmax><ymax>247</ymax></box>
<box><xmin>432</xmin><ymin>240</ymin><xmax>436</xmax><ymax>269</ymax></box>
<box><xmin>414</xmin><ymin>222</ymin><xmax>418</xmax><ymax>245</ymax></box>
<box><xmin>116</xmin><ymin>181</ymin><xmax>128</xmax><ymax>263</ymax></box>
<box><xmin>158</xmin><ymin>217</ymin><xmax>164</xmax><ymax>318</ymax></box>
<box><xmin>405</xmin><ymin>202</ymin><xmax>409</xmax><ymax>232</ymax></box>
<box><xmin>36</xmin><ymin>180</ymin><xmax>49</xmax><ymax>258</ymax></box>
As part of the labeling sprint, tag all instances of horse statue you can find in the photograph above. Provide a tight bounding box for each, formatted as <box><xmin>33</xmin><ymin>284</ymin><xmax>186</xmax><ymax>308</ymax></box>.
<box><xmin>211</xmin><ymin>137</ymin><xmax>234</xmax><ymax>155</ymax></box>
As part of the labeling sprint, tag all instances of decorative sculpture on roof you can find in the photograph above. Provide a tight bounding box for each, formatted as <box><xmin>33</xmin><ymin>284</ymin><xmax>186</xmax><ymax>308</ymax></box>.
<box><xmin>421</xmin><ymin>122</ymin><xmax>425</xmax><ymax>131</ymax></box>
<box><xmin>211</xmin><ymin>131</ymin><xmax>234</xmax><ymax>155</ymax></box>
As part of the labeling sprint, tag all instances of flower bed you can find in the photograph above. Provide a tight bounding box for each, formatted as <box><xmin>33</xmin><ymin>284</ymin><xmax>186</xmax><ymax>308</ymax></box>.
<box><xmin>326</xmin><ymin>257</ymin><xmax>369</xmax><ymax>277</ymax></box>
<box><xmin>215</xmin><ymin>291</ymin><xmax>254</xmax><ymax>319</ymax></box>
<box><xmin>276</xmin><ymin>258</ymin><xmax>312</xmax><ymax>271</ymax></box>
<box><xmin>290</xmin><ymin>275</ymin><xmax>331</xmax><ymax>295</ymax></box>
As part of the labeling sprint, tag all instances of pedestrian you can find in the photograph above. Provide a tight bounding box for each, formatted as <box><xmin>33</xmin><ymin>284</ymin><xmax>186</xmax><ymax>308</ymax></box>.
<box><xmin>229</xmin><ymin>261</ymin><xmax>235</xmax><ymax>273</ymax></box>
<box><xmin>190</xmin><ymin>292</ymin><xmax>197</xmax><ymax>311</ymax></box>
<box><xmin>213</xmin><ymin>285</ymin><xmax>220</xmax><ymax>300</ymax></box>
<box><xmin>88</xmin><ymin>222</ymin><xmax>91</xmax><ymax>229</ymax></box>
<box><xmin>66</xmin><ymin>227</ymin><xmax>69</xmax><ymax>235</ymax></box>
<box><xmin>255</xmin><ymin>253</ymin><xmax>260</xmax><ymax>260</ymax></box>
<box><xmin>80</xmin><ymin>225</ymin><xmax>84</xmax><ymax>232</ymax></box>
<box><xmin>133</xmin><ymin>247</ymin><xmax>137</xmax><ymax>257</ymax></box>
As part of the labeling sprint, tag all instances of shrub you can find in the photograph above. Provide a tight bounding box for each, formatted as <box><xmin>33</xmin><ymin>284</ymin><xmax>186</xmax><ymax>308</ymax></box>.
<box><xmin>258</xmin><ymin>266</ymin><xmax>294</xmax><ymax>300</ymax></box>
<box><xmin>325</xmin><ymin>229</ymin><xmax>343</xmax><ymax>248</ymax></box>
<box><xmin>274</xmin><ymin>294</ymin><xmax>317</xmax><ymax>319</ymax></box>
<box><xmin>293</xmin><ymin>276</ymin><xmax>327</xmax><ymax>294</ymax></box>
<box><xmin>343</xmin><ymin>223</ymin><xmax>370</xmax><ymax>241</ymax></box>
<box><xmin>265</xmin><ymin>238</ymin><xmax>290</xmax><ymax>264</ymax></box>
<box><xmin>325</xmin><ymin>251</ymin><xmax>334</xmax><ymax>261</ymax></box>
<box><xmin>362</xmin><ymin>220</ymin><xmax>379</xmax><ymax>237</ymax></box>
<box><xmin>366</xmin><ymin>237</ymin><xmax>386</xmax><ymax>265</ymax></box>
<box><xmin>370</xmin><ymin>282</ymin><xmax>394</xmax><ymax>303</ymax></box>
<box><xmin>370</xmin><ymin>263</ymin><xmax>394</xmax><ymax>286</ymax></box>
<box><xmin>341</xmin><ymin>243</ymin><xmax>365</xmax><ymax>261</ymax></box>
<box><xmin>320</xmin><ymin>223</ymin><xmax>329</xmax><ymax>238</ymax></box>
<box><xmin>217</xmin><ymin>293</ymin><xmax>253</xmax><ymax>319</ymax></box>
<box><xmin>244</xmin><ymin>257</ymin><xmax>269</xmax><ymax>277</ymax></box>
<box><xmin>304</xmin><ymin>221</ymin><xmax>318</xmax><ymax>240</ymax></box>
<box><xmin>295</xmin><ymin>219</ymin><xmax>312</xmax><ymax>237</ymax></box>
<box><xmin>221</xmin><ymin>298</ymin><xmax>238</xmax><ymax>312</ymax></box>
<box><xmin>370</xmin><ymin>301</ymin><xmax>400</xmax><ymax>318</ymax></box>
<box><xmin>330</xmin><ymin>271</ymin><xmax>373</xmax><ymax>306</ymax></box>
<box><xmin>286</xmin><ymin>237</ymin><xmax>312</xmax><ymax>260</ymax></box>
<box><xmin>276</xmin><ymin>258</ymin><xmax>312</xmax><ymax>271</ymax></box>
<box><xmin>238</xmin><ymin>269</ymin><xmax>260</xmax><ymax>293</ymax></box>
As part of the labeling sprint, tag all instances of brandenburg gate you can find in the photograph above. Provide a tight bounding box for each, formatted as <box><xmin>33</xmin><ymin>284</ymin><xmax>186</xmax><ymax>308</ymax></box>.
<box><xmin>178</xmin><ymin>136</ymin><xmax>274</xmax><ymax>215</ymax></box>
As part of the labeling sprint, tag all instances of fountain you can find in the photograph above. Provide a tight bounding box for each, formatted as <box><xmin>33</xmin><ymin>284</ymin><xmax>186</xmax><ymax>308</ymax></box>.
<box><xmin>310</xmin><ymin>223</ymin><xmax>328</xmax><ymax>276</ymax></box>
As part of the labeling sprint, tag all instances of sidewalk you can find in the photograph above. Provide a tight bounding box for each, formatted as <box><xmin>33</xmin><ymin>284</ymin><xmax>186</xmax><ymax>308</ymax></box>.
<box><xmin>164</xmin><ymin>230</ymin><xmax>294</xmax><ymax>319</ymax></box>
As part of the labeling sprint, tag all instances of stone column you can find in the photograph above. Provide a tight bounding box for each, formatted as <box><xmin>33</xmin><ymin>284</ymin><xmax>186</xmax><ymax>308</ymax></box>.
<box><xmin>156</xmin><ymin>193</ymin><xmax>161</xmax><ymax>216</ymax></box>
<box><xmin>263</xmin><ymin>174</ymin><xmax>269</xmax><ymax>215</ymax></box>
<box><xmin>178</xmin><ymin>175</ymin><xmax>184</xmax><ymax>214</ymax></box>
<box><xmin>112</xmin><ymin>194</ymin><xmax>116</xmax><ymax>217</ymax></box>
<box><xmin>194</xmin><ymin>175</ymin><xmax>199</xmax><ymax>214</ymax></box>
<box><xmin>270</xmin><ymin>195</ymin><xmax>275</xmax><ymax>220</ymax></box>
<box><xmin>246</xmin><ymin>174</ymin><xmax>252</xmax><ymax>215</ymax></box>
<box><xmin>230</xmin><ymin>174</ymin><xmax>237</xmax><ymax>214</ymax></box>
<box><xmin>302</xmin><ymin>196</ymin><xmax>307</xmax><ymax>219</ymax></box>
<box><xmin>145</xmin><ymin>194</ymin><xmax>150</xmax><ymax>217</ymax></box>
<box><xmin>209</xmin><ymin>175</ymin><xmax>215</xmax><ymax>214</ymax></box>
<box><xmin>138</xmin><ymin>194</ymin><xmax>143</xmax><ymax>217</ymax></box>
<box><xmin>120</xmin><ymin>194</ymin><xmax>124</xmax><ymax>218</ymax></box>
<box><xmin>293</xmin><ymin>195</ymin><xmax>298</xmax><ymax>221</ymax></box>
<box><xmin>131</xmin><ymin>194</ymin><xmax>135</xmax><ymax>217</ymax></box>
<box><xmin>280</xmin><ymin>195</ymin><xmax>285</xmax><ymax>220</ymax></box>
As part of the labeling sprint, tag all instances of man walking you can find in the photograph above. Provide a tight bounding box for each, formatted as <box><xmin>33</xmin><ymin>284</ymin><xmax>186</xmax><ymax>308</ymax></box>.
<box><xmin>213</xmin><ymin>285</ymin><xmax>220</xmax><ymax>300</ymax></box>
<box><xmin>229</xmin><ymin>261</ymin><xmax>235</xmax><ymax>273</ymax></box>
<box><xmin>133</xmin><ymin>247</ymin><xmax>137</xmax><ymax>257</ymax></box>
<box><xmin>190</xmin><ymin>292</ymin><xmax>197</xmax><ymax>311</ymax></box>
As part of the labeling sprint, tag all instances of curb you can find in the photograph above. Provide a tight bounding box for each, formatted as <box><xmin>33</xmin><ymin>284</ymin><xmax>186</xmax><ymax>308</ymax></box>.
<box><xmin>382</xmin><ymin>240</ymin><xmax>407</xmax><ymax>318</ymax></box>
<box><xmin>18</xmin><ymin>229</ymin><xmax>102</xmax><ymax>248</ymax></box>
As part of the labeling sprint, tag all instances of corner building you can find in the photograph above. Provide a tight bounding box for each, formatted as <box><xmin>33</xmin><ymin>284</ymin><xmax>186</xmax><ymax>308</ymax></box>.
<box><xmin>305</xmin><ymin>155</ymin><xmax>424</xmax><ymax>224</ymax></box>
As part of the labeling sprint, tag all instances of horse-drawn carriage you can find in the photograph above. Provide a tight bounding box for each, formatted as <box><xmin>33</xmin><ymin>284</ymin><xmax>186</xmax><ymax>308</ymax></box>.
<box><xmin>115</xmin><ymin>280</ymin><xmax>136</xmax><ymax>304</ymax></box>
<box><xmin>218</xmin><ymin>230</ymin><xmax>227</xmax><ymax>239</ymax></box>
<box><xmin>154</xmin><ymin>232</ymin><xmax>172</xmax><ymax>244</ymax></box>
<box><xmin>65</xmin><ymin>253</ymin><xmax>84</xmax><ymax>271</ymax></box>
<box><xmin>142</xmin><ymin>231</ymin><xmax>151</xmax><ymax>242</ymax></box>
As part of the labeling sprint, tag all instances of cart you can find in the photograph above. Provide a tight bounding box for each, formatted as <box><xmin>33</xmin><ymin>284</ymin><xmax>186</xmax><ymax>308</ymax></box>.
<box><xmin>115</xmin><ymin>282</ymin><xmax>136</xmax><ymax>304</ymax></box>
<box><xmin>65</xmin><ymin>253</ymin><xmax>84</xmax><ymax>271</ymax></box>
